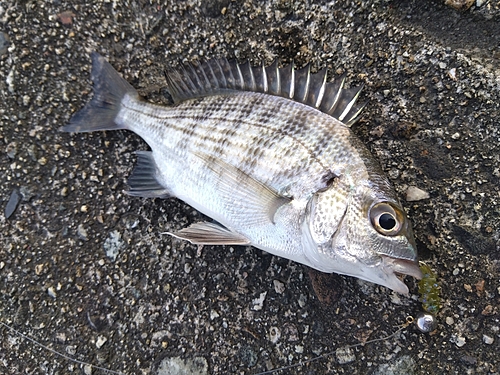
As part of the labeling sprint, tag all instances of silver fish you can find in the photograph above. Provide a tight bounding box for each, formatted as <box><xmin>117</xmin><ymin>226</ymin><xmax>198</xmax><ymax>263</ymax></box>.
<box><xmin>63</xmin><ymin>53</ymin><xmax>422</xmax><ymax>294</ymax></box>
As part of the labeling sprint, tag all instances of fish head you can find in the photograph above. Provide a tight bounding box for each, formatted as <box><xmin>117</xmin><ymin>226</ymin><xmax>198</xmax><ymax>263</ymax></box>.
<box><xmin>303</xmin><ymin>183</ymin><xmax>422</xmax><ymax>294</ymax></box>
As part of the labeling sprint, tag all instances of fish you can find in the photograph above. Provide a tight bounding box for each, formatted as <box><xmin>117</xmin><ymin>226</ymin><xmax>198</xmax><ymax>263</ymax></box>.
<box><xmin>63</xmin><ymin>52</ymin><xmax>422</xmax><ymax>294</ymax></box>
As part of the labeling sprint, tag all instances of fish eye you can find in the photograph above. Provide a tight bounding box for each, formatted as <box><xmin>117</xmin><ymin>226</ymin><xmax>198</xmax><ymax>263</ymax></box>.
<box><xmin>379</xmin><ymin>213</ymin><xmax>397</xmax><ymax>230</ymax></box>
<box><xmin>370</xmin><ymin>202</ymin><xmax>404</xmax><ymax>236</ymax></box>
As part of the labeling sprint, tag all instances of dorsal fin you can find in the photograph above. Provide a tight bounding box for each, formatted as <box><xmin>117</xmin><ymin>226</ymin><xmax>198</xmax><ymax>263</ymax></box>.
<box><xmin>165</xmin><ymin>58</ymin><xmax>366</xmax><ymax>127</ymax></box>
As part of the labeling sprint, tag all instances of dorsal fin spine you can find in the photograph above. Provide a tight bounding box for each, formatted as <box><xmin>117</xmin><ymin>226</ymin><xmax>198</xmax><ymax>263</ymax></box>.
<box><xmin>339</xmin><ymin>84</ymin><xmax>363</xmax><ymax>122</ymax></box>
<box><xmin>184</xmin><ymin>65</ymin><xmax>199</xmax><ymax>93</ymax></box>
<box><xmin>197</xmin><ymin>66</ymin><xmax>210</xmax><ymax>90</ymax></box>
<box><xmin>327</xmin><ymin>73</ymin><xmax>346</xmax><ymax>114</ymax></box>
<box><xmin>205</xmin><ymin>62</ymin><xmax>218</xmax><ymax>90</ymax></box>
<box><xmin>235</xmin><ymin>62</ymin><xmax>244</xmax><ymax>89</ymax></box>
<box><xmin>315</xmin><ymin>72</ymin><xmax>327</xmax><ymax>108</ymax></box>
<box><xmin>265</xmin><ymin>61</ymin><xmax>277</xmax><ymax>95</ymax></box>
<box><xmin>248</xmin><ymin>62</ymin><xmax>256</xmax><ymax>91</ymax></box>
<box><xmin>224</xmin><ymin>58</ymin><xmax>237</xmax><ymax>85</ymax></box>
<box><xmin>305</xmin><ymin>65</ymin><xmax>311</xmax><ymax>101</ymax></box>
<box><xmin>346</xmin><ymin>101</ymin><xmax>367</xmax><ymax>126</ymax></box>
<box><xmin>177</xmin><ymin>70</ymin><xmax>192</xmax><ymax>98</ymax></box>
<box><xmin>301</xmin><ymin>65</ymin><xmax>311</xmax><ymax>102</ymax></box>
<box><xmin>261</xmin><ymin>64</ymin><xmax>268</xmax><ymax>93</ymax></box>
<box><xmin>193</xmin><ymin>64</ymin><xmax>206</xmax><ymax>92</ymax></box>
<box><xmin>221</xmin><ymin>58</ymin><xmax>234</xmax><ymax>87</ymax></box>
<box><xmin>215</xmin><ymin>59</ymin><xmax>227</xmax><ymax>88</ymax></box>
<box><xmin>275</xmin><ymin>63</ymin><xmax>281</xmax><ymax>95</ymax></box>
<box><xmin>165</xmin><ymin>58</ymin><xmax>365</xmax><ymax>126</ymax></box>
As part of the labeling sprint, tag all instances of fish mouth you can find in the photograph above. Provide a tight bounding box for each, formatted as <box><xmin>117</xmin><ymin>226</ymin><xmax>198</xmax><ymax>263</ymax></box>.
<box><xmin>381</xmin><ymin>256</ymin><xmax>423</xmax><ymax>294</ymax></box>
<box><xmin>391</xmin><ymin>258</ymin><xmax>423</xmax><ymax>279</ymax></box>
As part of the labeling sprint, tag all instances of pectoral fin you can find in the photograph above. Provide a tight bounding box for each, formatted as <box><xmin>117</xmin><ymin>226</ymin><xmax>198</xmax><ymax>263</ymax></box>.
<box><xmin>195</xmin><ymin>152</ymin><xmax>291</xmax><ymax>226</ymax></box>
<box><xmin>168</xmin><ymin>222</ymin><xmax>251</xmax><ymax>245</ymax></box>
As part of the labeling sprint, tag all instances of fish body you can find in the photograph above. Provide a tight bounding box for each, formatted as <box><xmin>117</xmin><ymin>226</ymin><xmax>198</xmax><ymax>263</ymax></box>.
<box><xmin>64</xmin><ymin>53</ymin><xmax>422</xmax><ymax>293</ymax></box>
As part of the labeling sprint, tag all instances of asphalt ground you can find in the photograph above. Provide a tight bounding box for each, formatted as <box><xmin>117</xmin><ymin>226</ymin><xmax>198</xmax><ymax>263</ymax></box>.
<box><xmin>0</xmin><ymin>1</ymin><xmax>499</xmax><ymax>374</ymax></box>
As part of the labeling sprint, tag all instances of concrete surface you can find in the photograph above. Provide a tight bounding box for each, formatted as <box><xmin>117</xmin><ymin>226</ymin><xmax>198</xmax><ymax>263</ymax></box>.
<box><xmin>1</xmin><ymin>0</ymin><xmax>499</xmax><ymax>374</ymax></box>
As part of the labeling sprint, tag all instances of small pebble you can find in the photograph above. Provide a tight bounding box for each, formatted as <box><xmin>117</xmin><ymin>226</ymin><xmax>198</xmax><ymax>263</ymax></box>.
<box><xmin>104</xmin><ymin>231</ymin><xmax>124</xmax><ymax>261</ymax></box>
<box><xmin>455</xmin><ymin>336</ymin><xmax>466</xmax><ymax>347</ymax></box>
<box><xmin>210</xmin><ymin>310</ymin><xmax>219</xmax><ymax>320</ymax></box>
<box><xmin>95</xmin><ymin>335</ymin><xmax>107</xmax><ymax>349</ymax></box>
<box><xmin>55</xmin><ymin>332</ymin><xmax>66</xmax><ymax>343</ymax></box>
<box><xmin>6</xmin><ymin>67</ymin><xmax>14</xmax><ymax>93</ymax></box>
<box><xmin>66</xmin><ymin>346</ymin><xmax>76</xmax><ymax>355</ymax></box>
<box><xmin>451</xmin><ymin>334</ymin><xmax>466</xmax><ymax>347</ymax></box>
<box><xmin>445</xmin><ymin>0</ymin><xmax>474</xmax><ymax>10</ymax></box>
<box><xmin>0</xmin><ymin>31</ymin><xmax>10</xmax><ymax>56</ymax></box>
<box><xmin>47</xmin><ymin>286</ymin><xmax>57</xmax><ymax>298</ymax></box>
<box><xmin>298</xmin><ymin>293</ymin><xmax>307</xmax><ymax>308</ymax></box>
<box><xmin>269</xmin><ymin>327</ymin><xmax>280</xmax><ymax>343</ymax></box>
<box><xmin>273</xmin><ymin>279</ymin><xmax>285</xmax><ymax>294</ymax></box>
<box><xmin>406</xmin><ymin>186</ymin><xmax>430</xmax><ymax>201</ymax></box>
<box><xmin>5</xmin><ymin>142</ymin><xmax>17</xmax><ymax>158</ymax></box>
<box><xmin>483</xmin><ymin>335</ymin><xmax>494</xmax><ymax>345</ymax></box>
<box><xmin>157</xmin><ymin>357</ymin><xmax>208</xmax><ymax>375</ymax></box>
<box><xmin>35</xmin><ymin>264</ymin><xmax>44</xmax><ymax>275</ymax></box>
<box><xmin>448</xmin><ymin>68</ymin><xmax>457</xmax><ymax>80</ymax></box>
<box><xmin>336</xmin><ymin>346</ymin><xmax>355</xmax><ymax>364</ymax></box>
<box><xmin>251</xmin><ymin>291</ymin><xmax>267</xmax><ymax>311</ymax></box>
<box><xmin>77</xmin><ymin>224</ymin><xmax>88</xmax><ymax>240</ymax></box>
<box><xmin>5</xmin><ymin>189</ymin><xmax>20</xmax><ymax>219</ymax></box>
<box><xmin>57</xmin><ymin>10</ymin><xmax>76</xmax><ymax>26</ymax></box>
<box><xmin>481</xmin><ymin>305</ymin><xmax>494</xmax><ymax>316</ymax></box>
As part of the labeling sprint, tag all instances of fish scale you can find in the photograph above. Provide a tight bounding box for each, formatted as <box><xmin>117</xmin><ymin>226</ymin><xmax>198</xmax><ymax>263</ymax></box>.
<box><xmin>63</xmin><ymin>53</ymin><xmax>422</xmax><ymax>294</ymax></box>
<box><xmin>126</xmin><ymin>92</ymin><xmax>344</xmax><ymax>196</ymax></box>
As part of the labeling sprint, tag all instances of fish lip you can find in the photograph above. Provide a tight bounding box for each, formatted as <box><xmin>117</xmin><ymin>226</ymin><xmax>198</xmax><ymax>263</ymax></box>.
<box><xmin>390</xmin><ymin>257</ymin><xmax>423</xmax><ymax>280</ymax></box>
<box><xmin>379</xmin><ymin>256</ymin><xmax>423</xmax><ymax>294</ymax></box>
<box><xmin>381</xmin><ymin>255</ymin><xmax>422</xmax><ymax>279</ymax></box>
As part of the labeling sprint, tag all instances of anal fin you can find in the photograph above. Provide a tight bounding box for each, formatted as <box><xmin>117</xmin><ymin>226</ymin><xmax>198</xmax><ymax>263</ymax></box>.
<box><xmin>126</xmin><ymin>151</ymin><xmax>170</xmax><ymax>198</ymax></box>
<box><xmin>167</xmin><ymin>222</ymin><xmax>251</xmax><ymax>245</ymax></box>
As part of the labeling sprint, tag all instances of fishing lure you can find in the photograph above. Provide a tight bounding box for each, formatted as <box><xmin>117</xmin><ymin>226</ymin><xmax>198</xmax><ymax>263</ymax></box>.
<box><xmin>416</xmin><ymin>262</ymin><xmax>440</xmax><ymax>332</ymax></box>
<box><xmin>418</xmin><ymin>262</ymin><xmax>441</xmax><ymax>314</ymax></box>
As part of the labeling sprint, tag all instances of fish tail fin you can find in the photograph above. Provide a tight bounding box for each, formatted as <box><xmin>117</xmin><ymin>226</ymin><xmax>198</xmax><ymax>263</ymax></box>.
<box><xmin>61</xmin><ymin>52</ymin><xmax>137</xmax><ymax>133</ymax></box>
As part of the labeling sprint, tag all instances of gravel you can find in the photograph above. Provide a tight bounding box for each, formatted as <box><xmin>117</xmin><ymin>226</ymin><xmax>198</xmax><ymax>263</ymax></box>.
<box><xmin>1</xmin><ymin>1</ymin><xmax>499</xmax><ymax>374</ymax></box>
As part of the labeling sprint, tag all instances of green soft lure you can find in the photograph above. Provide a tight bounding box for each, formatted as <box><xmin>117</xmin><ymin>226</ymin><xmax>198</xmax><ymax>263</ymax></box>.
<box><xmin>418</xmin><ymin>262</ymin><xmax>441</xmax><ymax>315</ymax></box>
